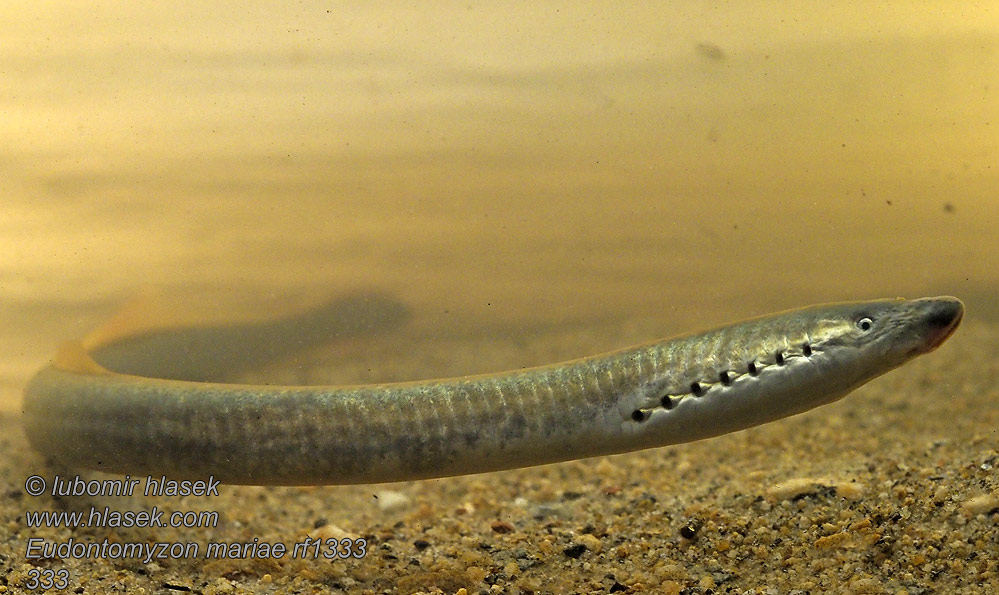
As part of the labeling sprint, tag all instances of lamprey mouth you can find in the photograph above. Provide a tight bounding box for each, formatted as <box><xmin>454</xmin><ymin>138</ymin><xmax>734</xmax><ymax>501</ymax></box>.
<box><xmin>917</xmin><ymin>296</ymin><xmax>964</xmax><ymax>353</ymax></box>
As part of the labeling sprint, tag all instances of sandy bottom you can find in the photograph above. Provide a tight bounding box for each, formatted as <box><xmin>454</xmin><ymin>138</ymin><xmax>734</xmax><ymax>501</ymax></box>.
<box><xmin>2</xmin><ymin>312</ymin><xmax>996</xmax><ymax>595</ymax></box>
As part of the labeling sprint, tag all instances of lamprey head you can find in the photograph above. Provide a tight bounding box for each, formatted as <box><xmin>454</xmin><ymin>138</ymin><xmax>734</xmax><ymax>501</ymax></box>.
<box><xmin>632</xmin><ymin>296</ymin><xmax>964</xmax><ymax>446</ymax></box>
<box><xmin>807</xmin><ymin>295</ymin><xmax>963</xmax><ymax>373</ymax></box>
<box><xmin>768</xmin><ymin>296</ymin><xmax>964</xmax><ymax>409</ymax></box>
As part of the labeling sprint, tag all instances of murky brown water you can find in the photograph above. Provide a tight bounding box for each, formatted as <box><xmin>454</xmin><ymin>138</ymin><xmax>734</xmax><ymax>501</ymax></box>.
<box><xmin>3</xmin><ymin>2</ymin><xmax>997</xmax><ymax>410</ymax></box>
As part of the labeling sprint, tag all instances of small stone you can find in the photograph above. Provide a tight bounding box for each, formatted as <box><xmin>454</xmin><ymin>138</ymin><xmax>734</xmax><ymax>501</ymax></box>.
<box><xmin>563</xmin><ymin>543</ymin><xmax>587</xmax><ymax>558</ymax></box>
<box><xmin>768</xmin><ymin>477</ymin><xmax>834</xmax><ymax>501</ymax></box>
<box><xmin>814</xmin><ymin>532</ymin><xmax>849</xmax><ymax>549</ymax></box>
<box><xmin>310</xmin><ymin>523</ymin><xmax>357</xmax><ymax>541</ymax></box>
<box><xmin>679</xmin><ymin>524</ymin><xmax>698</xmax><ymax>539</ymax></box>
<box><xmin>538</xmin><ymin>538</ymin><xmax>555</xmax><ymax>556</ymax></box>
<box><xmin>374</xmin><ymin>490</ymin><xmax>411</xmax><ymax>512</ymax></box>
<box><xmin>490</xmin><ymin>520</ymin><xmax>514</xmax><ymax>534</ymax></box>
<box><xmin>836</xmin><ymin>481</ymin><xmax>864</xmax><ymax>499</ymax></box>
<box><xmin>465</xmin><ymin>566</ymin><xmax>487</xmax><ymax>583</ymax></box>
<box><xmin>577</xmin><ymin>533</ymin><xmax>601</xmax><ymax>553</ymax></box>
<box><xmin>456</xmin><ymin>501</ymin><xmax>476</xmax><ymax>515</ymax></box>
<box><xmin>961</xmin><ymin>493</ymin><xmax>999</xmax><ymax>516</ymax></box>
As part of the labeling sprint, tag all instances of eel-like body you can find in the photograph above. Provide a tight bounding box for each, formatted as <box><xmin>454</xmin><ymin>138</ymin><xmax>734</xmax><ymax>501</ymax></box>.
<box><xmin>22</xmin><ymin>295</ymin><xmax>962</xmax><ymax>485</ymax></box>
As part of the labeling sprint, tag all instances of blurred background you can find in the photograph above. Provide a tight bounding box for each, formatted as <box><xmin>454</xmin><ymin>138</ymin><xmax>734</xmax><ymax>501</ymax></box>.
<box><xmin>3</xmin><ymin>1</ymin><xmax>996</xmax><ymax>409</ymax></box>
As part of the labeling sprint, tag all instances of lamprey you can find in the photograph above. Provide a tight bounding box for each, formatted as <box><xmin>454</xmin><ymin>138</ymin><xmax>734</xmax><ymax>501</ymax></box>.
<box><xmin>22</xmin><ymin>296</ymin><xmax>962</xmax><ymax>485</ymax></box>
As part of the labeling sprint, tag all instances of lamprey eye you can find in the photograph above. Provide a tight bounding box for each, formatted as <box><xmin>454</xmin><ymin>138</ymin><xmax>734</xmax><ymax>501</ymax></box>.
<box><xmin>856</xmin><ymin>317</ymin><xmax>874</xmax><ymax>331</ymax></box>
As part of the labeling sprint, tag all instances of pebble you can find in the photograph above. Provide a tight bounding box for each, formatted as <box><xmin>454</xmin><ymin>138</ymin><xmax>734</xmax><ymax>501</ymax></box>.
<box><xmin>374</xmin><ymin>490</ymin><xmax>412</xmax><ymax>512</ymax></box>
<box><xmin>961</xmin><ymin>492</ymin><xmax>999</xmax><ymax>516</ymax></box>
<box><xmin>309</xmin><ymin>522</ymin><xmax>357</xmax><ymax>541</ymax></box>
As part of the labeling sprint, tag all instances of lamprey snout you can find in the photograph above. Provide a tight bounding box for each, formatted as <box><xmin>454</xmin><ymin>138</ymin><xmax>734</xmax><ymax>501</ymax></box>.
<box><xmin>912</xmin><ymin>296</ymin><xmax>963</xmax><ymax>353</ymax></box>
